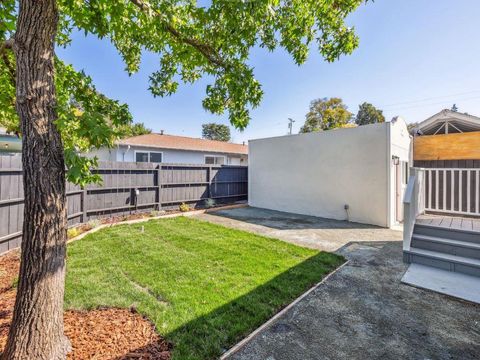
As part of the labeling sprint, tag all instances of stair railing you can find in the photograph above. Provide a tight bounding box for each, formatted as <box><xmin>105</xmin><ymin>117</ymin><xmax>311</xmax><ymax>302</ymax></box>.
<box><xmin>424</xmin><ymin>168</ymin><xmax>480</xmax><ymax>216</ymax></box>
<box><xmin>403</xmin><ymin>168</ymin><xmax>425</xmax><ymax>251</ymax></box>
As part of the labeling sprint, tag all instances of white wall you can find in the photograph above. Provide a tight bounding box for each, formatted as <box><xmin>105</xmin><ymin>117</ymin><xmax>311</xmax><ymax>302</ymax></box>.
<box><xmin>88</xmin><ymin>145</ymin><xmax>247</xmax><ymax>165</ymax></box>
<box><xmin>388</xmin><ymin>117</ymin><xmax>412</xmax><ymax>226</ymax></box>
<box><xmin>249</xmin><ymin>123</ymin><xmax>396</xmax><ymax>227</ymax></box>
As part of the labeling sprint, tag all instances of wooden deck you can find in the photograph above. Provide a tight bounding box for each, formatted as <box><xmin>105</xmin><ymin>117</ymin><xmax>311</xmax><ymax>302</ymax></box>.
<box><xmin>417</xmin><ymin>214</ymin><xmax>480</xmax><ymax>232</ymax></box>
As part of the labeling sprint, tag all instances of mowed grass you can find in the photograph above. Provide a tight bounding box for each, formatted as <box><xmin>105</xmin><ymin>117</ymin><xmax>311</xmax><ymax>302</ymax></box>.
<box><xmin>65</xmin><ymin>216</ymin><xmax>344</xmax><ymax>360</ymax></box>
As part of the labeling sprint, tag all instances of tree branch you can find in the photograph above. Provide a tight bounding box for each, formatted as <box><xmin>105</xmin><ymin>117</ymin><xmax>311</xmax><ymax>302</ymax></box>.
<box><xmin>128</xmin><ymin>0</ymin><xmax>227</xmax><ymax>68</ymax></box>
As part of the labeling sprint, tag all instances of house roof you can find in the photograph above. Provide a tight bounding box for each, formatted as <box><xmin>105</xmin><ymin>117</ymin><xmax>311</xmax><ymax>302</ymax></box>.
<box><xmin>413</xmin><ymin>109</ymin><xmax>480</xmax><ymax>135</ymax></box>
<box><xmin>117</xmin><ymin>133</ymin><xmax>248</xmax><ymax>155</ymax></box>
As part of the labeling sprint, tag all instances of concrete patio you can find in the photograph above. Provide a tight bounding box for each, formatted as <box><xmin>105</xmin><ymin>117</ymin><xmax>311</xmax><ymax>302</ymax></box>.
<box><xmin>194</xmin><ymin>207</ymin><xmax>402</xmax><ymax>252</ymax></box>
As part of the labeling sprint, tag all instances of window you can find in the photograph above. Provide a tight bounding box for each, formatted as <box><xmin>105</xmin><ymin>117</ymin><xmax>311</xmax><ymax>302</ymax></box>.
<box><xmin>205</xmin><ymin>155</ymin><xmax>225</xmax><ymax>165</ymax></box>
<box><xmin>135</xmin><ymin>151</ymin><xmax>162</xmax><ymax>163</ymax></box>
<box><xmin>135</xmin><ymin>151</ymin><xmax>149</xmax><ymax>162</ymax></box>
<box><xmin>149</xmin><ymin>152</ymin><xmax>163</xmax><ymax>163</ymax></box>
<box><xmin>403</xmin><ymin>161</ymin><xmax>409</xmax><ymax>185</ymax></box>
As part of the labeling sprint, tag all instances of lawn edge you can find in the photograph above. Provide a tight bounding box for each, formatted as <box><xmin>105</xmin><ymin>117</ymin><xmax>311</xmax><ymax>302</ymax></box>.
<box><xmin>66</xmin><ymin>203</ymin><xmax>248</xmax><ymax>246</ymax></box>
<box><xmin>219</xmin><ymin>259</ymin><xmax>350</xmax><ymax>360</ymax></box>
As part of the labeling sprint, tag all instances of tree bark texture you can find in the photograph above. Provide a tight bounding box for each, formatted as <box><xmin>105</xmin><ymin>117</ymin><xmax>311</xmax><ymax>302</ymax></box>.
<box><xmin>1</xmin><ymin>0</ymin><xmax>70</xmax><ymax>359</ymax></box>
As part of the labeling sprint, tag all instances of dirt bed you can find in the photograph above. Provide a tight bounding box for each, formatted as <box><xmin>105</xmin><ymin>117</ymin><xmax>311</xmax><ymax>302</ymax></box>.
<box><xmin>0</xmin><ymin>251</ymin><xmax>171</xmax><ymax>359</ymax></box>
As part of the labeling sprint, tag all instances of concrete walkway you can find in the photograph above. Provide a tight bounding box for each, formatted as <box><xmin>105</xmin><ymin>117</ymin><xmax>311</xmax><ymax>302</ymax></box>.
<box><xmin>225</xmin><ymin>241</ymin><xmax>480</xmax><ymax>360</ymax></box>
<box><xmin>194</xmin><ymin>207</ymin><xmax>402</xmax><ymax>252</ymax></box>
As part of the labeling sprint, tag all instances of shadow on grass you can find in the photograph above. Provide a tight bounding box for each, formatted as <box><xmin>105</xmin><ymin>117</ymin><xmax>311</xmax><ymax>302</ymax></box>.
<box><xmin>121</xmin><ymin>251</ymin><xmax>344</xmax><ymax>360</ymax></box>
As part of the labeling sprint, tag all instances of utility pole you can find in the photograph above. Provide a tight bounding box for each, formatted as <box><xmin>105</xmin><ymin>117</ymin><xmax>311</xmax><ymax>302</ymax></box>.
<box><xmin>288</xmin><ymin>117</ymin><xmax>295</xmax><ymax>135</ymax></box>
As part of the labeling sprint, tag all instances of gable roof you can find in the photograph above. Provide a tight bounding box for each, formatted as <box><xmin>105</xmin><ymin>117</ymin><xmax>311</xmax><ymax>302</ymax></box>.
<box><xmin>117</xmin><ymin>133</ymin><xmax>248</xmax><ymax>155</ymax></box>
<box><xmin>413</xmin><ymin>109</ymin><xmax>480</xmax><ymax>135</ymax></box>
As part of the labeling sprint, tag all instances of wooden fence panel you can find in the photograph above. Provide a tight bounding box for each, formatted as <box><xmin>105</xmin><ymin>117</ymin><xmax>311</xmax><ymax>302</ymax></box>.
<box><xmin>0</xmin><ymin>156</ymin><xmax>247</xmax><ymax>254</ymax></box>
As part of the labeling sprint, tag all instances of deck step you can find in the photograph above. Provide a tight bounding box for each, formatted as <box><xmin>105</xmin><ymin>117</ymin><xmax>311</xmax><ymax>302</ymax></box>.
<box><xmin>411</xmin><ymin>234</ymin><xmax>480</xmax><ymax>260</ymax></box>
<box><xmin>413</xmin><ymin>223</ymin><xmax>480</xmax><ymax>244</ymax></box>
<box><xmin>403</xmin><ymin>247</ymin><xmax>480</xmax><ymax>277</ymax></box>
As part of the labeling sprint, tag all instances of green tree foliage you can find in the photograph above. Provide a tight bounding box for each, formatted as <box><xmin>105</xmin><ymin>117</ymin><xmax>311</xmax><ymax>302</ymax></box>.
<box><xmin>117</xmin><ymin>122</ymin><xmax>152</xmax><ymax>138</ymax></box>
<box><xmin>1</xmin><ymin>0</ymin><xmax>364</xmax><ymax>184</ymax></box>
<box><xmin>202</xmin><ymin>123</ymin><xmax>231</xmax><ymax>142</ymax></box>
<box><xmin>300</xmin><ymin>97</ymin><xmax>353</xmax><ymax>132</ymax></box>
<box><xmin>1</xmin><ymin>0</ymin><xmax>366</xmax><ymax>185</ymax></box>
<box><xmin>355</xmin><ymin>102</ymin><xmax>385</xmax><ymax>125</ymax></box>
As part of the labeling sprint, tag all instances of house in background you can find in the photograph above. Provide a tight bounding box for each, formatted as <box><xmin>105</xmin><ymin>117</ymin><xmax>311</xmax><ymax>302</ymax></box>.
<box><xmin>0</xmin><ymin>128</ymin><xmax>21</xmax><ymax>155</ymax></box>
<box><xmin>412</xmin><ymin>109</ymin><xmax>480</xmax><ymax>169</ymax></box>
<box><xmin>248</xmin><ymin>117</ymin><xmax>411</xmax><ymax>228</ymax></box>
<box><xmin>90</xmin><ymin>132</ymin><xmax>248</xmax><ymax>165</ymax></box>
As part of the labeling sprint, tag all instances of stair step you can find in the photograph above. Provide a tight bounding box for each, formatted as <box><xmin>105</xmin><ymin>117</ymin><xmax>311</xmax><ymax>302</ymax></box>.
<box><xmin>413</xmin><ymin>223</ymin><xmax>480</xmax><ymax>244</ymax></box>
<box><xmin>412</xmin><ymin>234</ymin><xmax>480</xmax><ymax>259</ymax></box>
<box><xmin>404</xmin><ymin>247</ymin><xmax>480</xmax><ymax>277</ymax></box>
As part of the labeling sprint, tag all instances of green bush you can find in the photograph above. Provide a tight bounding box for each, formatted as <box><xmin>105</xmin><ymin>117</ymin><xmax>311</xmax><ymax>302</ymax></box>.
<box><xmin>179</xmin><ymin>203</ymin><xmax>190</xmax><ymax>212</ymax></box>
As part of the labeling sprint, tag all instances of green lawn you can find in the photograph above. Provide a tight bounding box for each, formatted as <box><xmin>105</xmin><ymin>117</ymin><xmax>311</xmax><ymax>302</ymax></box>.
<box><xmin>65</xmin><ymin>216</ymin><xmax>343</xmax><ymax>359</ymax></box>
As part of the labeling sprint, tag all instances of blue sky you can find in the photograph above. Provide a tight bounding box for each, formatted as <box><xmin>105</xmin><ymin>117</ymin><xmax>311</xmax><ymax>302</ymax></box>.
<box><xmin>57</xmin><ymin>0</ymin><xmax>480</xmax><ymax>143</ymax></box>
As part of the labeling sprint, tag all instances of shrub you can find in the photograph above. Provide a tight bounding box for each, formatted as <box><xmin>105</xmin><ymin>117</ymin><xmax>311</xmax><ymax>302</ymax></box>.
<box><xmin>67</xmin><ymin>227</ymin><xmax>80</xmax><ymax>239</ymax></box>
<box><xmin>179</xmin><ymin>203</ymin><xmax>191</xmax><ymax>212</ymax></box>
<box><xmin>204</xmin><ymin>198</ymin><xmax>216</xmax><ymax>208</ymax></box>
<box><xmin>87</xmin><ymin>219</ymin><xmax>102</xmax><ymax>229</ymax></box>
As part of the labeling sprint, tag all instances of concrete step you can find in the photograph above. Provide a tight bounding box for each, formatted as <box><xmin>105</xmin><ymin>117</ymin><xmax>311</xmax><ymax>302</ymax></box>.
<box><xmin>401</xmin><ymin>263</ymin><xmax>480</xmax><ymax>304</ymax></box>
<box><xmin>413</xmin><ymin>223</ymin><xmax>480</xmax><ymax>244</ymax></box>
<box><xmin>403</xmin><ymin>247</ymin><xmax>480</xmax><ymax>277</ymax></box>
<box><xmin>411</xmin><ymin>234</ymin><xmax>480</xmax><ymax>260</ymax></box>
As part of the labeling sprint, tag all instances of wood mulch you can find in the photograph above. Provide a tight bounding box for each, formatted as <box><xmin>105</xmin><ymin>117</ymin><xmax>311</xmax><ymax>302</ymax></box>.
<box><xmin>0</xmin><ymin>251</ymin><xmax>171</xmax><ymax>359</ymax></box>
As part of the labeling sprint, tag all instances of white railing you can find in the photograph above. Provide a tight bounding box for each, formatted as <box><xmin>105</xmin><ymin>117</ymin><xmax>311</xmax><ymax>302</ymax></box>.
<box><xmin>424</xmin><ymin>168</ymin><xmax>480</xmax><ymax>217</ymax></box>
<box><xmin>403</xmin><ymin>168</ymin><xmax>425</xmax><ymax>251</ymax></box>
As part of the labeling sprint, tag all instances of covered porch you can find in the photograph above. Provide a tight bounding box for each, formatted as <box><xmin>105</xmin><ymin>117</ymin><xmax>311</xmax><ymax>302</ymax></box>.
<box><xmin>402</xmin><ymin>167</ymin><xmax>480</xmax><ymax>303</ymax></box>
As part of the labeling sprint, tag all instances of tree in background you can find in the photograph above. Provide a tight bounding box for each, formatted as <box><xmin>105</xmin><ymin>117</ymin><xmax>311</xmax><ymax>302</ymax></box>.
<box><xmin>117</xmin><ymin>122</ymin><xmax>152</xmax><ymax>138</ymax></box>
<box><xmin>202</xmin><ymin>123</ymin><xmax>231</xmax><ymax>142</ymax></box>
<box><xmin>0</xmin><ymin>0</ymin><xmax>364</xmax><ymax>358</ymax></box>
<box><xmin>300</xmin><ymin>97</ymin><xmax>353</xmax><ymax>132</ymax></box>
<box><xmin>355</xmin><ymin>102</ymin><xmax>385</xmax><ymax>125</ymax></box>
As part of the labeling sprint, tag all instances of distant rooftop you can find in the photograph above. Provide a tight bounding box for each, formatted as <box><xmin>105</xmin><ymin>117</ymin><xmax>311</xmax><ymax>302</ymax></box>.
<box><xmin>117</xmin><ymin>133</ymin><xmax>248</xmax><ymax>155</ymax></box>
<box><xmin>414</xmin><ymin>109</ymin><xmax>480</xmax><ymax>135</ymax></box>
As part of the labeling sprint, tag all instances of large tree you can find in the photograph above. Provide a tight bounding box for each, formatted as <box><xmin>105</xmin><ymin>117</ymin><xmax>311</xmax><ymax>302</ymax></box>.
<box><xmin>0</xmin><ymin>0</ymin><xmax>364</xmax><ymax>358</ymax></box>
<box><xmin>300</xmin><ymin>97</ymin><xmax>353</xmax><ymax>132</ymax></box>
<box><xmin>118</xmin><ymin>122</ymin><xmax>152</xmax><ymax>138</ymax></box>
<box><xmin>202</xmin><ymin>123</ymin><xmax>231</xmax><ymax>142</ymax></box>
<box><xmin>354</xmin><ymin>102</ymin><xmax>385</xmax><ymax>125</ymax></box>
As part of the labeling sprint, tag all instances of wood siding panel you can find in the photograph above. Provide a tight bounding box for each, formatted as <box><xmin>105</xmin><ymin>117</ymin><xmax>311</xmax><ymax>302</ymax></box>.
<box><xmin>414</xmin><ymin>132</ymin><xmax>480</xmax><ymax>161</ymax></box>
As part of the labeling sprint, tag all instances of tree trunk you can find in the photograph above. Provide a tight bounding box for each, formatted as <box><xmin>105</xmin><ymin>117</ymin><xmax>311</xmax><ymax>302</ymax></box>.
<box><xmin>1</xmin><ymin>0</ymin><xmax>70</xmax><ymax>359</ymax></box>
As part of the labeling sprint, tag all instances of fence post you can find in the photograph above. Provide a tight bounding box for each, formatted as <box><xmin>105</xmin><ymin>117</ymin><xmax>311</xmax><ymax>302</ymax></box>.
<box><xmin>208</xmin><ymin>166</ymin><xmax>213</xmax><ymax>199</ymax></box>
<box><xmin>157</xmin><ymin>165</ymin><xmax>162</xmax><ymax>210</ymax></box>
<box><xmin>81</xmin><ymin>187</ymin><xmax>87</xmax><ymax>223</ymax></box>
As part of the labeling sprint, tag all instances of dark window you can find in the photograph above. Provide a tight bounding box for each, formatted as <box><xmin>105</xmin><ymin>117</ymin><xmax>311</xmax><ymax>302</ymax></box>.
<box><xmin>150</xmin><ymin>152</ymin><xmax>162</xmax><ymax>163</ymax></box>
<box><xmin>205</xmin><ymin>156</ymin><xmax>225</xmax><ymax>165</ymax></box>
<box><xmin>135</xmin><ymin>152</ymin><xmax>149</xmax><ymax>162</ymax></box>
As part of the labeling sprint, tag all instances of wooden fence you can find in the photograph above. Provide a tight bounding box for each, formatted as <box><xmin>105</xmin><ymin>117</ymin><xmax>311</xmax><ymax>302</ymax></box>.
<box><xmin>0</xmin><ymin>156</ymin><xmax>248</xmax><ymax>254</ymax></box>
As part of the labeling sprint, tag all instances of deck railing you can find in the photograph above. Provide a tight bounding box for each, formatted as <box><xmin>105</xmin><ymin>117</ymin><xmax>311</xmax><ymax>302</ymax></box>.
<box><xmin>403</xmin><ymin>168</ymin><xmax>425</xmax><ymax>251</ymax></box>
<box><xmin>424</xmin><ymin>168</ymin><xmax>480</xmax><ymax>217</ymax></box>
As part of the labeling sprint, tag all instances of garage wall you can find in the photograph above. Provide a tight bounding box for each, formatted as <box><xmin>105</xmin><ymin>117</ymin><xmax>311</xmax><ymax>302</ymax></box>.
<box><xmin>248</xmin><ymin>123</ymin><xmax>391</xmax><ymax>227</ymax></box>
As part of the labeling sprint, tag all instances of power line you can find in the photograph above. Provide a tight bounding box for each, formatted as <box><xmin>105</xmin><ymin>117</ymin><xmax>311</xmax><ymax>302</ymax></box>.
<box><xmin>381</xmin><ymin>90</ymin><xmax>480</xmax><ymax>108</ymax></box>
<box><xmin>384</xmin><ymin>95</ymin><xmax>480</xmax><ymax>112</ymax></box>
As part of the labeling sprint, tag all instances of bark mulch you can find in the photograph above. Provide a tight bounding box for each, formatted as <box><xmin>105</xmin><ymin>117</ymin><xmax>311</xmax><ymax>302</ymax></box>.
<box><xmin>0</xmin><ymin>251</ymin><xmax>171</xmax><ymax>359</ymax></box>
